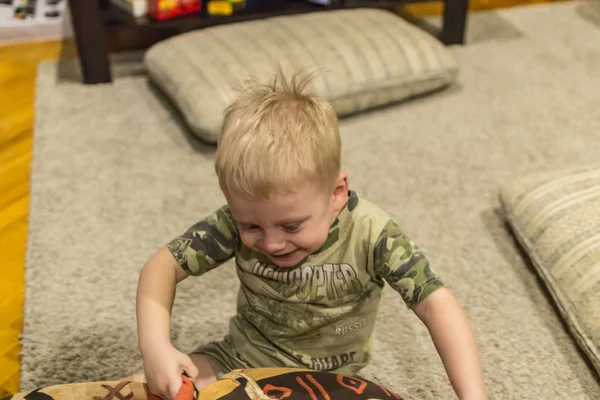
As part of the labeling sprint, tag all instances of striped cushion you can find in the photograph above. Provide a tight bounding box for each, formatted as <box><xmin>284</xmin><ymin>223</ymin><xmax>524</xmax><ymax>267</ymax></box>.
<box><xmin>144</xmin><ymin>8</ymin><xmax>458</xmax><ymax>143</ymax></box>
<box><xmin>500</xmin><ymin>166</ymin><xmax>600</xmax><ymax>376</ymax></box>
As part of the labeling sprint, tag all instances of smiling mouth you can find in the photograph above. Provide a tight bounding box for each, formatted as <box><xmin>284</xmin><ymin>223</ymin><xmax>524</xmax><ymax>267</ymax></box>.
<box><xmin>270</xmin><ymin>250</ymin><xmax>298</xmax><ymax>259</ymax></box>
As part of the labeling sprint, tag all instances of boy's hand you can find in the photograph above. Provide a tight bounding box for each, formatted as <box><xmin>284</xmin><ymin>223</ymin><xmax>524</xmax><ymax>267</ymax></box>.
<box><xmin>142</xmin><ymin>342</ymin><xmax>199</xmax><ymax>400</ymax></box>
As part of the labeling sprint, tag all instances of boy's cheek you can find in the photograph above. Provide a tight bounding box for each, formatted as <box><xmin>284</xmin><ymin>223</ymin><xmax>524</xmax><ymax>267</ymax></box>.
<box><xmin>298</xmin><ymin>229</ymin><xmax>329</xmax><ymax>251</ymax></box>
<box><xmin>240</xmin><ymin>232</ymin><xmax>257</xmax><ymax>249</ymax></box>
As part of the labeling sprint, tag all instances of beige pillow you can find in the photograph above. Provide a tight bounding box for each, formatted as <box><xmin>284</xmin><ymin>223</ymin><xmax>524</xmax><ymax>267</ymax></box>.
<box><xmin>144</xmin><ymin>8</ymin><xmax>459</xmax><ymax>144</ymax></box>
<box><xmin>500</xmin><ymin>166</ymin><xmax>600</xmax><ymax>376</ymax></box>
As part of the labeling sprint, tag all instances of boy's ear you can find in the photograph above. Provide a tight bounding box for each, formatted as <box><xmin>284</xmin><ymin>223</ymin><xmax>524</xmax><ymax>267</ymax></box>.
<box><xmin>332</xmin><ymin>172</ymin><xmax>349</xmax><ymax>212</ymax></box>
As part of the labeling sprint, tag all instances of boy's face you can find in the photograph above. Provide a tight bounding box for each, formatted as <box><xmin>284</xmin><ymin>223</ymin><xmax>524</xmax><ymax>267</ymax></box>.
<box><xmin>227</xmin><ymin>173</ymin><xmax>349</xmax><ymax>267</ymax></box>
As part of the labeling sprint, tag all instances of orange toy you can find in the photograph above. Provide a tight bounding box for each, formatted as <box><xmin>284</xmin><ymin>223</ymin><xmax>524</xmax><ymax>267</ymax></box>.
<box><xmin>146</xmin><ymin>373</ymin><xmax>199</xmax><ymax>400</ymax></box>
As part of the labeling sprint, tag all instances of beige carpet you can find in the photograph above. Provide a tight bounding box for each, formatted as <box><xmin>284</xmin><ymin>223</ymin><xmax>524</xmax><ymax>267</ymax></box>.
<box><xmin>23</xmin><ymin>1</ymin><xmax>600</xmax><ymax>398</ymax></box>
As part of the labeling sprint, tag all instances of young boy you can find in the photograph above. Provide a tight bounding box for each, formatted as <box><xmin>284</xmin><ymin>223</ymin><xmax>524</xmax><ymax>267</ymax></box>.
<box><xmin>132</xmin><ymin>70</ymin><xmax>488</xmax><ymax>400</ymax></box>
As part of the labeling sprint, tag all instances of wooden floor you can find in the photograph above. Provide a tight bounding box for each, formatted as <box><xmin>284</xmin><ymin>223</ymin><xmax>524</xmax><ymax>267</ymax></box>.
<box><xmin>0</xmin><ymin>39</ymin><xmax>77</xmax><ymax>397</ymax></box>
<box><xmin>403</xmin><ymin>0</ymin><xmax>565</xmax><ymax>15</ymax></box>
<box><xmin>0</xmin><ymin>1</ymin><xmax>568</xmax><ymax>396</ymax></box>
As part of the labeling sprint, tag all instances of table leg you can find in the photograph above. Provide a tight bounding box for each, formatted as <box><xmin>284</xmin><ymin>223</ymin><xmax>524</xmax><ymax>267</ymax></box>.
<box><xmin>67</xmin><ymin>0</ymin><xmax>112</xmax><ymax>84</ymax></box>
<box><xmin>440</xmin><ymin>0</ymin><xmax>469</xmax><ymax>45</ymax></box>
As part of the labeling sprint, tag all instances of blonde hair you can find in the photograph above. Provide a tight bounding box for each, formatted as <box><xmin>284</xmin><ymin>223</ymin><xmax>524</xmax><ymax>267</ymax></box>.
<box><xmin>215</xmin><ymin>67</ymin><xmax>341</xmax><ymax>199</ymax></box>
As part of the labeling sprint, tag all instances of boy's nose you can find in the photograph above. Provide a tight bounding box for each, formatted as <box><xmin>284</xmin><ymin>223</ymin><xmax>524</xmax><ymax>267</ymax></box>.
<box><xmin>262</xmin><ymin>234</ymin><xmax>286</xmax><ymax>254</ymax></box>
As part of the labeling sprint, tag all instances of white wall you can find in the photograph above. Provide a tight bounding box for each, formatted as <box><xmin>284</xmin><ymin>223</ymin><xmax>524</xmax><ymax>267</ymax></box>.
<box><xmin>0</xmin><ymin>0</ymin><xmax>73</xmax><ymax>44</ymax></box>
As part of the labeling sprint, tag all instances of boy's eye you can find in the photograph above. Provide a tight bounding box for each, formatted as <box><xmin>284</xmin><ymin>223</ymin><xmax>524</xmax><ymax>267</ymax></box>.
<box><xmin>282</xmin><ymin>224</ymin><xmax>300</xmax><ymax>233</ymax></box>
<box><xmin>243</xmin><ymin>225</ymin><xmax>260</xmax><ymax>232</ymax></box>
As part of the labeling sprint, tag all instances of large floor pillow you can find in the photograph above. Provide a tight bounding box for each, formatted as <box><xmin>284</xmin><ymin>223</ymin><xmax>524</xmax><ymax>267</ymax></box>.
<box><xmin>4</xmin><ymin>368</ymin><xmax>404</xmax><ymax>399</ymax></box>
<box><xmin>499</xmin><ymin>165</ymin><xmax>600</xmax><ymax>377</ymax></box>
<box><xmin>144</xmin><ymin>8</ymin><xmax>458</xmax><ymax>144</ymax></box>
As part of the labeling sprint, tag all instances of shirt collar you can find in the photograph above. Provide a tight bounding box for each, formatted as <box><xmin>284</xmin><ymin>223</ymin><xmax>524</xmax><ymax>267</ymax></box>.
<box><xmin>314</xmin><ymin>190</ymin><xmax>359</xmax><ymax>253</ymax></box>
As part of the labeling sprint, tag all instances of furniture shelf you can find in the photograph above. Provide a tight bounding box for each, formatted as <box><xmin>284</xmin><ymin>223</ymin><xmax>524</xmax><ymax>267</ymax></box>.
<box><xmin>103</xmin><ymin>0</ymin><xmax>436</xmax><ymax>29</ymax></box>
<box><xmin>68</xmin><ymin>0</ymin><xmax>468</xmax><ymax>84</ymax></box>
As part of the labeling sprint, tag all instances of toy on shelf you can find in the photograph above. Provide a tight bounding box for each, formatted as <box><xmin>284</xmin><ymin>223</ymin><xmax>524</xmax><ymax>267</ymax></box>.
<box><xmin>148</xmin><ymin>0</ymin><xmax>201</xmax><ymax>21</ymax></box>
<box><xmin>206</xmin><ymin>0</ymin><xmax>246</xmax><ymax>16</ymax></box>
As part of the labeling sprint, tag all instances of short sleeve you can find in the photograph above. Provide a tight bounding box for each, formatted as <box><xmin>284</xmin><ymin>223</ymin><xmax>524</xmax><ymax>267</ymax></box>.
<box><xmin>166</xmin><ymin>205</ymin><xmax>240</xmax><ymax>276</ymax></box>
<box><xmin>373</xmin><ymin>219</ymin><xmax>446</xmax><ymax>308</ymax></box>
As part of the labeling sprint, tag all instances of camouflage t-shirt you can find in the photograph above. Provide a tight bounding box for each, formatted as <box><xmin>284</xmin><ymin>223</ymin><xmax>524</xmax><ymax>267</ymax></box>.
<box><xmin>167</xmin><ymin>191</ymin><xmax>445</xmax><ymax>375</ymax></box>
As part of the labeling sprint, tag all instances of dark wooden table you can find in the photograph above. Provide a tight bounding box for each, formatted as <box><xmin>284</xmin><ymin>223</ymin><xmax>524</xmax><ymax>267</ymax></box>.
<box><xmin>67</xmin><ymin>0</ymin><xmax>469</xmax><ymax>85</ymax></box>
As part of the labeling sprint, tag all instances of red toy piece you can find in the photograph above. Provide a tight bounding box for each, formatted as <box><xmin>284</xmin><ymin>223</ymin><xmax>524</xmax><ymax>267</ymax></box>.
<box><xmin>148</xmin><ymin>0</ymin><xmax>201</xmax><ymax>21</ymax></box>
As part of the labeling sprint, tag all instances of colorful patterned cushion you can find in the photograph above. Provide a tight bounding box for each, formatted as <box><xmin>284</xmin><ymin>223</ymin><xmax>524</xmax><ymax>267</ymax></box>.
<box><xmin>4</xmin><ymin>368</ymin><xmax>404</xmax><ymax>399</ymax></box>
<box><xmin>499</xmin><ymin>166</ymin><xmax>600</xmax><ymax>376</ymax></box>
<box><xmin>202</xmin><ymin>368</ymin><xmax>404</xmax><ymax>399</ymax></box>
<box><xmin>144</xmin><ymin>8</ymin><xmax>458</xmax><ymax>144</ymax></box>
<box><xmin>2</xmin><ymin>380</ymin><xmax>149</xmax><ymax>400</ymax></box>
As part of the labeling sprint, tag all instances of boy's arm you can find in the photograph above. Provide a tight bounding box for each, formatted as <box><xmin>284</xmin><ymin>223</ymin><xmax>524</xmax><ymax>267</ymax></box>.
<box><xmin>137</xmin><ymin>248</ymin><xmax>201</xmax><ymax>399</ymax></box>
<box><xmin>373</xmin><ymin>219</ymin><xmax>487</xmax><ymax>400</ymax></box>
<box><xmin>136</xmin><ymin>205</ymin><xmax>240</xmax><ymax>397</ymax></box>
<box><xmin>413</xmin><ymin>288</ymin><xmax>487</xmax><ymax>400</ymax></box>
<box><xmin>137</xmin><ymin>204</ymin><xmax>241</xmax><ymax>348</ymax></box>
<box><xmin>137</xmin><ymin>247</ymin><xmax>189</xmax><ymax>352</ymax></box>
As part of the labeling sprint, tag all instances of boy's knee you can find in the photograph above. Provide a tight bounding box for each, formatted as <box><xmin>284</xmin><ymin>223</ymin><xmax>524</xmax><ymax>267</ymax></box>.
<box><xmin>189</xmin><ymin>353</ymin><xmax>218</xmax><ymax>390</ymax></box>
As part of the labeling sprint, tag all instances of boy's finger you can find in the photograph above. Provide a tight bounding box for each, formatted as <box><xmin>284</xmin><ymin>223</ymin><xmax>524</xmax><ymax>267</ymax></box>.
<box><xmin>168</xmin><ymin>377</ymin><xmax>182</xmax><ymax>400</ymax></box>
<box><xmin>182</xmin><ymin>356</ymin><xmax>200</xmax><ymax>382</ymax></box>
